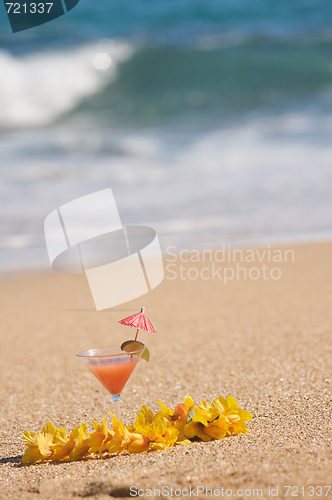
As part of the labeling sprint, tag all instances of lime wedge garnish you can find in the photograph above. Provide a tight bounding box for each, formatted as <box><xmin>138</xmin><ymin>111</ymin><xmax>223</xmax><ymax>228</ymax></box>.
<box><xmin>120</xmin><ymin>340</ymin><xmax>150</xmax><ymax>361</ymax></box>
<box><xmin>140</xmin><ymin>347</ymin><xmax>150</xmax><ymax>361</ymax></box>
<box><xmin>121</xmin><ymin>340</ymin><xmax>143</xmax><ymax>351</ymax></box>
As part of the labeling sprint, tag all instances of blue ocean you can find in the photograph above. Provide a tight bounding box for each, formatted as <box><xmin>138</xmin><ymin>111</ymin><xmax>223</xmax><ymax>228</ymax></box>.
<box><xmin>1</xmin><ymin>0</ymin><xmax>332</xmax><ymax>270</ymax></box>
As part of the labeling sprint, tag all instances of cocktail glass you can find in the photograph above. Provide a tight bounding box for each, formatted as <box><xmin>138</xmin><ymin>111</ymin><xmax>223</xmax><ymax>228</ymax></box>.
<box><xmin>77</xmin><ymin>346</ymin><xmax>145</xmax><ymax>421</ymax></box>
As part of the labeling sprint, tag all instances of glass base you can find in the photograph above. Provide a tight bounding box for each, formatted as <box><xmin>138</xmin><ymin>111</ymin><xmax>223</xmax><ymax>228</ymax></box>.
<box><xmin>112</xmin><ymin>394</ymin><xmax>121</xmax><ymax>421</ymax></box>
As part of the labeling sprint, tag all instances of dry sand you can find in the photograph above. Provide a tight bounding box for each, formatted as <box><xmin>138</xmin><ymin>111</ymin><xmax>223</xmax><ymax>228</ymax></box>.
<box><xmin>0</xmin><ymin>242</ymin><xmax>331</xmax><ymax>499</ymax></box>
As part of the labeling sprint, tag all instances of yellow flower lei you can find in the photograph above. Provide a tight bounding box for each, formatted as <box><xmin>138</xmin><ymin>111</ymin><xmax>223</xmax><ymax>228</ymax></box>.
<box><xmin>22</xmin><ymin>395</ymin><xmax>252</xmax><ymax>464</ymax></box>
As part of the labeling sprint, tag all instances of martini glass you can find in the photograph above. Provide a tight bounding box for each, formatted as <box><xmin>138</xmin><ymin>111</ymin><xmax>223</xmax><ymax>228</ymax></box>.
<box><xmin>77</xmin><ymin>346</ymin><xmax>145</xmax><ymax>421</ymax></box>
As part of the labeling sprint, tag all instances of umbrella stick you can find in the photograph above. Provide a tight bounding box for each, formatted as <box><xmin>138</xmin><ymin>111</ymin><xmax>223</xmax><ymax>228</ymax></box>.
<box><xmin>135</xmin><ymin>328</ymin><xmax>140</xmax><ymax>341</ymax></box>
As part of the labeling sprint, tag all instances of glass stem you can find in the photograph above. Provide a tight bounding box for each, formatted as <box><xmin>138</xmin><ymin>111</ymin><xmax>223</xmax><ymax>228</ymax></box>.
<box><xmin>112</xmin><ymin>394</ymin><xmax>121</xmax><ymax>421</ymax></box>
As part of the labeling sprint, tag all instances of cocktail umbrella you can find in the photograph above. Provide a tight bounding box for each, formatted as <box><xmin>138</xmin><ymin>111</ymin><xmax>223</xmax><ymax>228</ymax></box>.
<box><xmin>119</xmin><ymin>307</ymin><xmax>156</xmax><ymax>341</ymax></box>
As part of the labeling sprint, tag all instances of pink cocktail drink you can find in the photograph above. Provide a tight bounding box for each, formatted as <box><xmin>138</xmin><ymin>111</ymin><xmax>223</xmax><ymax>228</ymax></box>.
<box><xmin>77</xmin><ymin>346</ymin><xmax>145</xmax><ymax>421</ymax></box>
<box><xmin>87</xmin><ymin>357</ymin><xmax>138</xmax><ymax>396</ymax></box>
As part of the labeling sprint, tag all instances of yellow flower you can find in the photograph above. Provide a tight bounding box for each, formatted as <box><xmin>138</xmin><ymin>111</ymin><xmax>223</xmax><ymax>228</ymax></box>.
<box><xmin>165</xmin><ymin>395</ymin><xmax>197</xmax><ymax>443</ymax></box>
<box><xmin>68</xmin><ymin>423</ymin><xmax>90</xmax><ymax>461</ymax></box>
<box><xmin>51</xmin><ymin>428</ymin><xmax>75</xmax><ymax>462</ymax></box>
<box><xmin>85</xmin><ymin>417</ymin><xmax>111</xmax><ymax>456</ymax></box>
<box><xmin>127</xmin><ymin>432</ymin><xmax>150</xmax><ymax>453</ymax></box>
<box><xmin>183</xmin><ymin>407</ymin><xmax>213</xmax><ymax>441</ymax></box>
<box><xmin>22</xmin><ymin>431</ymin><xmax>44</xmax><ymax>465</ymax></box>
<box><xmin>155</xmin><ymin>401</ymin><xmax>191</xmax><ymax>444</ymax></box>
<box><xmin>149</xmin><ymin>417</ymin><xmax>179</xmax><ymax>451</ymax></box>
<box><xmin>126</xmin><ymin>405</ymin><xmax>172</xmax><ymax>452</ymax></box>
<box><xmin>22</xmin><ymin>422</ymin><xmax>59</xmax><ymax>464</ymax></box>
<box><xmin>173</xmin><ymin>396</ymin><xmax>195</xmax><ymax>424</ymax></box>
<box><xmin>104</xmin><ymin>413</ymin><xmax>131</xmax><ymax>454</ymax></box>
<box><xmin>182</xmin><ymin>397</ymin><xmax>251</xmax><ymax>441</ymax></box>
<box><xmin>173</xmin><ymin>420</ymin><xmax>191</xmax><ymax>445</ymax></box>
<box><xmin>203</xmin><ymin>414</ymin><xmax>230</xmax><ymax>440</ymax></box>
<box><xmin>124</xmin><ymin>405</ymin><xmax>155</xmax><ymax>453</ymax></box>
<box><xmin>212</xmin><ymin>396</ymin><xmax>253</xmax><ymax>435</ymax></box>
<box><xmin>134</xmin><ymin>405</ymin><xmax>154</xmax><ymax>426</ymax></box>
<box><xmin>198</xmin><ymin>400</ymin><xmax>212</xmax><ymax>412</ymax></box>
<box><xmin>156</xmin><ymin>401</ymin><xmax>175</xmax><ymax>421</ymax></box>
<box><xmin>130</xmin><ymin>408</ymin><xmax>180</xmax><ymax>452</ymax></box>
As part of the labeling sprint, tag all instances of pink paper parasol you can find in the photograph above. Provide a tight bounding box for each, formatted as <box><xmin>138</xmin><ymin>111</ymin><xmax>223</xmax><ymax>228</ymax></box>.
<box><xmin>119</xmin><ymin>307</ymin><xmax>156</xmax><ymax>340</ymax></box>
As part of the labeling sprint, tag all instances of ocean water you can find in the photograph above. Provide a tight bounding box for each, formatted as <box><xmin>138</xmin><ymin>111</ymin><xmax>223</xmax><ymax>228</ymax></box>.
<box><xmin>1</xmin><ymin>0</ymin><xmax>332</xmax><ymax>270</ymax></box>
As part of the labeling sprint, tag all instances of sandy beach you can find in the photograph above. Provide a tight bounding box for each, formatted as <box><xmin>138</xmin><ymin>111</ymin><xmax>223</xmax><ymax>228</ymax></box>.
<box><xmin>0</xmin><ymin>242</ymin><xmax>332</xmax><ymax>499</ymax></box>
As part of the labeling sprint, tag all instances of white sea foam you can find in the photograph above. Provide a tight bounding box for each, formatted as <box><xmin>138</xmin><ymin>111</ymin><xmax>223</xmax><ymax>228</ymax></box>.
<box><xmin>1</xmin><ymin>109</ymin><xmax>332</xmax><ymax>271</ymax></box>
<box><xmin>0</xmin><ymin>39</ymin><xmax>134</xmax><ymax>128</ymax></box>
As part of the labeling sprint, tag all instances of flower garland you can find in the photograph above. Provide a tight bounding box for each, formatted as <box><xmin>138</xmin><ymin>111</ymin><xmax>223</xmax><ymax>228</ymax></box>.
<box><xmin>22</xmin><ymin>395</ymin><xmax>252</xmax><ymax>464</ymax></box>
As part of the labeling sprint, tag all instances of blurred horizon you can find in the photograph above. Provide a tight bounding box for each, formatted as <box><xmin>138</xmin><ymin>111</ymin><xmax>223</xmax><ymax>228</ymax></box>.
<box><xmin>1</xmin><ymin>0</ymin><xmax>332</xmax><ymax>271</ymax></box>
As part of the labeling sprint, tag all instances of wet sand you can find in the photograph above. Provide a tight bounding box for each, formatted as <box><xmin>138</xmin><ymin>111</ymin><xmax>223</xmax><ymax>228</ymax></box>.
<box><xmin>0</xmin><ymin>242</ymin><xmax>332</xmax><ymax>499</ymax></box>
